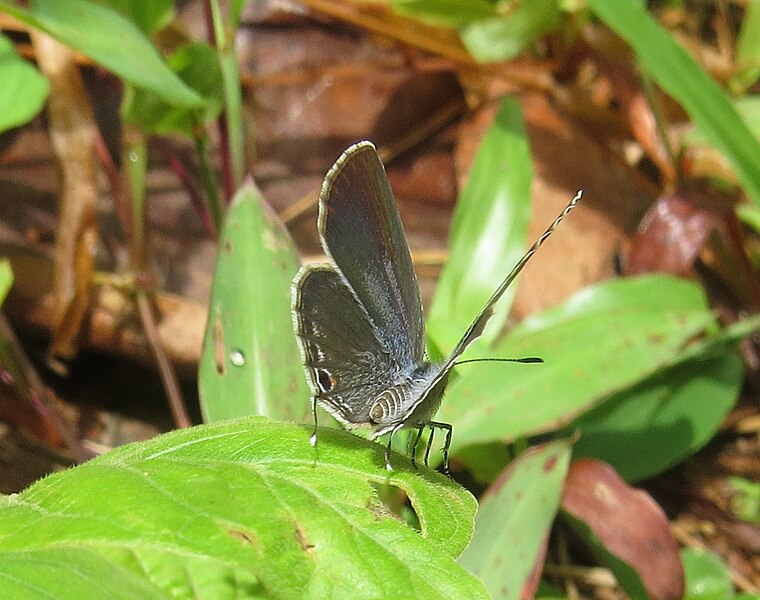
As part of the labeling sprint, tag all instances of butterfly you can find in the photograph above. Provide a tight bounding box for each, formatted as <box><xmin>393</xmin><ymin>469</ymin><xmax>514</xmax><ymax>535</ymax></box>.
<box><xmin>292</xmin><ymin>141</ymin><xmax>581</xmax><ymax>472</ymax></box>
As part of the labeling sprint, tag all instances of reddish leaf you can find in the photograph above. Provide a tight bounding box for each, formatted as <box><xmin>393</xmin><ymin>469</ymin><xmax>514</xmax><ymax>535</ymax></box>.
<box><xmin>561</xmin><ymin>458</ymin><xmax>684</xmax><ymax>600</ymax></box>
<box><xmin>624</xmin><ymin>192</ymin><xmax>717</xmax><ymax>276</ymax></box>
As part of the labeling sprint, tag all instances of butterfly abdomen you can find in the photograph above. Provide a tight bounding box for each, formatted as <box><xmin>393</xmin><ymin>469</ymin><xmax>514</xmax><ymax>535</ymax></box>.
<box><xmin>368</xmin><ymin>362</ymin><xmax>448</xmax><ymax>430</ymax></box>
<box><xmin>369</xmin><ymin>386</ymin><xmax>407</xmax><ymax>425</ymax></box>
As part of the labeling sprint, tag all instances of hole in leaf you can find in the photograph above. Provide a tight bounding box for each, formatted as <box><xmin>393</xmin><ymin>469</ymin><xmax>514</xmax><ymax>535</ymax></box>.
<box><xmin>368</xmin><ymin>482</ymin><xmax>420</xmax><ymax>532</ymax></box>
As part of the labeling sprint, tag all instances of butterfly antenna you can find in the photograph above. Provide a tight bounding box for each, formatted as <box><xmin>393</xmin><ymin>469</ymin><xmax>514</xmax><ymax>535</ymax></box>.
<box><xmin>455</xmin><ymin>357</ymin><xmax>544</xmax><ymax>366</ymax></box>
<box><xmin>447</xmin><ymin>190</ymin><xmax>582</xmax><ymax>364</ymax></box>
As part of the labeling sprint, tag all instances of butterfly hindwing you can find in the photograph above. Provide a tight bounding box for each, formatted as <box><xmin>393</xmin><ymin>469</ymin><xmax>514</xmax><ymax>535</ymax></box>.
<box><xmin>293</xmin><ymin>264</ymin><xmax>400</xmax><ymax>427</ymax></box>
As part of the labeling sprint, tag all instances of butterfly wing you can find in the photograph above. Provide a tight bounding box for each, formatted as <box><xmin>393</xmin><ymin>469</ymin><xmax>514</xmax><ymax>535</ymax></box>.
<box><xmin>292</xmin><ymin>265</ymin><xmax>401</xmax><ymax>427</ymax></box>
<box><xmin>318</xmin><ymin>142</ymin><xmax>425</xmax><ymax>373</ymax></box>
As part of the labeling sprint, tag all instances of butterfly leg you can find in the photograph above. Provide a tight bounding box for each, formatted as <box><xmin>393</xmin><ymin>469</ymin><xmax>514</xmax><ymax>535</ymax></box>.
<box><xmin>409</xmin><ymin>426</ymin><xmax>425</xmax><ymax>470</ymax></box>
<box><xmin>385</xmin><ymin>435</ymin><xmax>393</xmax><ymax>471</ymax></box>
<box><xmin>309</xmin><ymin>396</ymin><xmax>319</xmax><ymax>447</ymax></box>
<box><xmin>385</xmin><ymin>424</ymin><xmax>406</xmax><ymax>471</ymax></box>
<box><xmin>429</xmin><ymin>421</ymin><xmax>453</xmax><ymax>475</ymax></box>
<box><xmin>423</xmin><ymin>426</ymin><xmax>435</xmax><ymax>467</ymax></box>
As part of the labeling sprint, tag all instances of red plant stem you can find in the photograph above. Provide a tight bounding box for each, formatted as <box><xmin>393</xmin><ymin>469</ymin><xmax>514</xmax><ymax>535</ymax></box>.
<box><xmin>202</xmin><ymin>0</ymin><xmax>235</xmax><ymax>203</ymax></box>
<box><xmin>154</xmin><ymin>138</ymin><xmax>217</xmax><ymax>239</ymax></box>
<box><xmin>93</xmin><ymin>130</ymin><xmax>132</xmax><ymax>238</ymax></box>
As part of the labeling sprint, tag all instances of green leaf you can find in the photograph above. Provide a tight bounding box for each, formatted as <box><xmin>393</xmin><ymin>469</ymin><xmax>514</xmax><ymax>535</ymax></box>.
<box><xmin>199</xmin><ymin>181</ymin><xmax>309</xmax><ymax>423</ymax></box>
<box><xmin>0</xmin><ymin>259</ymin><xmax>12</xmax><ymax>304</ymax></box>
<box><xmin>587</xmin><ymin>0</ymin><xmax>760</xmax><ymax>209</ymax></box>
<box><xmin>0</xmin><ymin>34</ymin><xmax>49</xmax><ymax>133</ymax></box>
<box><xmin>0</xmin><ymin>418</ymin><xmax>487</xmax><ymax>599</ymax></box>
<box><xmin>727</xmin><ymin>476</ymin><xmax>760</xmax><ymax>525</ymax></box>
<box><xmin>99</xmin><ymin>0</ymin><xmax>174</xmax><ymax>35</ymax></box>
<box><xmin>682</xmin><ymin>548</ymin><xmax>734</xmax><ymax>600</ymax></box>
<box><xmin>437</xmin><ymin>275</ymin><xmax>717</xmax><ymax>453</ymax></box>
<box><xmin>568</xmin><ymin>315</ymin><xmax>758</xmax><ymax>481</ymax></box>
<box><xmin>459</xmin><ymin>439</ymin><xmax>572</xmax><ymax>600</ymax></box>
<box><xmin>569</xmin><ymin>348</ymin><xmax>743</xmax><ymax>482</ymax></box>
<box><xmin>390</xmin><ymin>0</ymin><xmax>497</xmax><ymax>28</ymax></box>
<box><xmin>731</xmin><ymin>0</ymin><xmax>760</xmax><ymax>94</ymax></box>
<box><xmin>428</xmin><ymin>96</ymin><xmax>533</xmax><ymax>352</ymax></box>
<box><xmin>0</xmin><ymin>0</ymin><xmax>203</xmax><ymax>108</ymax></box>
<box><xmin>684</xmin><ymin>95</ymin><xmax>760</xmax><ymax>149</ymax></box>
<box><xmin>460</xmin><ymin>0</ymin><xmax>563</xmax><ymax>62</ymax></box>
<box><xmin>122</xmin><ymin>42</ymin><xmax>224</xmax><ymax>135</ymax></box>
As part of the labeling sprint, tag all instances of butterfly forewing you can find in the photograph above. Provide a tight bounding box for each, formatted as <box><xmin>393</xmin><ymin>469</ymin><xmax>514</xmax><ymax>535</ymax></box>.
<box><xmin>293</xmin><ymin>265</ymin><xmax>399</xmax><ymax>426</ymax></box>
<box><xmin>318</xmin><ymin>142</ymin><xmax>425</xmax><ymax>372</ymax></box>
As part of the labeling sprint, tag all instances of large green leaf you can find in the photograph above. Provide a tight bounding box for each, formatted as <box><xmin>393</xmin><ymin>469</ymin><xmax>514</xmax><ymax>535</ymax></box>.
<box><xmin>428</xmin><ymin>96</ymin><xmax>533</xmax><ymax>353</ymax></box>
<box><xmin>459</xmin><ymin>439</ymin><xmax>572</xmax><ymax>600</ymax></box>
<box><xmin>0</xmin><ymin>34</ymin><xmax>49</xmax><ymax>133</ymax></box>
<box><xmin>567</xmin><ymin>315</ymin><xmax>758</xmax><ymax>481</ymax></box>
<box><xmin>0</xmin><ymin>0</ymin><xmax>203</xmax><ymax>108</ymax></box>
<box><xmin>569</xmin><ymin>348</ymin><xmax>744</xmax><ymax>482</ymax></box>
<box><xmin>0</xmin><ymin>418</ymin><xmax>487</xmax><ymax>599</ymax></box>
<box><xmin>588</xmin><ymin>0</ymin><xmax>760</xmax><ymax>208</ymax></box>
<box><xmin>438</xmin><ymin>275</ymin><xmax>717</xmax><ymax>453</ymax></box>
<box><xmin>199</xmin><ymin>181</ymin><xmax>309</xmax><ymax>423</ymax></box>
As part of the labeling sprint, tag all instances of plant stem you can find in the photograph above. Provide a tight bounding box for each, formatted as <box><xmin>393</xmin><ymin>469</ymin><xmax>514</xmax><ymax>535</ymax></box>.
<box><xmin>135</xmin><ymin>291</ymin><xmax>192</xmax><ymax>429</ymax></box>
<box><xmin>195</xmin><ymin>131</ymin><xmax>224</xmax><ymax>233</ymax></box>
<box><xmin>205</xmin><ymin>0</ymin><xmax>246</xmax><ymax>200</ymax></box>
<box><xmin>123</xmin><ymin>126</ymin><xmax>191</xmax><ymax>429</ymax></box>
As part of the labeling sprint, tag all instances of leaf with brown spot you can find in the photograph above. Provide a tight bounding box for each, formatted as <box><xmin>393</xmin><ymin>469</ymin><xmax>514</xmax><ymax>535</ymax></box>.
<box><xmin>458</xmin><ymin>439</ymin><xmax>572</xmax><ymax>600</ymax></box>
<box><xmin>227</xmin><ymin>527</ymin><xmax>257</xmax><ymax>547</ymax></box>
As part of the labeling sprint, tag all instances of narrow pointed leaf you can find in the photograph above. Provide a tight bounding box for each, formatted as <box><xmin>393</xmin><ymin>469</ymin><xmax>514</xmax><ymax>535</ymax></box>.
<box><xmin>199</xmin><ymin>181</ymin><xmax>309</xmax><ymax>423</ymax></box>
<box><xmin>428</xmin><ymin>96</ymin><xmax>533</xmax><ymax>351</ymax></box>
<box><xmin>459</xmin><ymin>439</ymin><xmax>572</xmax><ymax>600</ymax></box>
<box><xmin>0</xmin><ymin>0</ymin><xmax>203</xmax><ymax>108</ymax></box>
<box><xmin>123</xmin><ymin>42</ymin><xmax>224</xmax><ymax>135</ymax></box>
<box><xmin>588</xmin><ymin>0</ymin><xmax>760</xmax><ymax>208</ymax></box>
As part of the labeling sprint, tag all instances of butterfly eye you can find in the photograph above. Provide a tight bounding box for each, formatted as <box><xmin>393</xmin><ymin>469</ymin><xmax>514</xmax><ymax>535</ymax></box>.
<box><xmin>316</xmin><ymin>368</ymin><xmax>336</xmax><ymax>393</ymax></box>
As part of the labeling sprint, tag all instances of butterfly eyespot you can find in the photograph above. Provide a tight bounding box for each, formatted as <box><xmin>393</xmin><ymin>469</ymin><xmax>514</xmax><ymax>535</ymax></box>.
<box><xmin>316</xmin><ymin>368</ymin><xmax>336</xmax><ymax>393</ymax></box>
